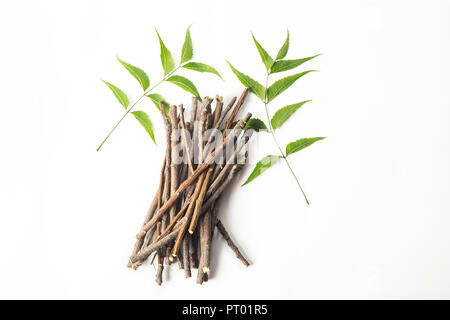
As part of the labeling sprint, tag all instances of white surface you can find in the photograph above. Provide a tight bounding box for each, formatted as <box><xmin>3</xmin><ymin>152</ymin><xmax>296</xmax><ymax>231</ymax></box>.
<box><xmin>1</xmin><ymin>0</ymin><xmax>450</xmax><ymax>299</ymax></box>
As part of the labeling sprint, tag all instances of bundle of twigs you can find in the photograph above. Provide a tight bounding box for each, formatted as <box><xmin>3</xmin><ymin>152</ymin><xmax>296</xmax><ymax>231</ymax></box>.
<box><xmin>127</xmin><ymin>89</ymin><xmax>252</xmax><ymax>285</ymax></box>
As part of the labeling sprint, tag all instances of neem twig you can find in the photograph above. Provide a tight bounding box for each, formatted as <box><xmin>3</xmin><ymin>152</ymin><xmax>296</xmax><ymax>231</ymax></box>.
<box><xmin>188</xmin><ymin>167</ymin><xmax>213</xmax><ymax>234</ymax></box>
<box><xmin>216</xmin><ymin>96</ymin><xmax>237</xmax><ymax>130</ymax></box>
<box><xmin>182</xmin><ymin>237</ymin><xmax>191</xmax><ymax>278</ymax></box>
<box><xmin>168</xmin><ymin>105</ymin><xmax>180</xmax><ymax>221</ymax></box>
<box><xmin>199</xmin><ymin>209</ymin><xmax>212</xmax><ymax>274</ymax></box>
<box><xmin>216</xmin><ymin>219</ymin><xmax>250</xmax><ymax>267</ymax></box>
<box><xmin>131</xmin><ymin>217</ymin><xmax>187</xmax><ymax>263</ymax></box>
<box><xmin>223</xmin><ymin>88</ymin><xmax>249</xmax><ymax>132</ymax></box>
<box><xmin>213</xmin><ymin>95</ymin><xmax>223</xmax><ymax>127</ymax></box>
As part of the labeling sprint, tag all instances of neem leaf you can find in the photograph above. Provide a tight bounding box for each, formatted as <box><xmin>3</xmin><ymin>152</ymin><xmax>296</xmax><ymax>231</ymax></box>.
<box><xmin>183</xmin><ymin>62</ymin><xmax>223</xmax><ymax>80</ymax></box>
<box><xmin>276</xmin><ymin>29</ymin><xmax>289</xmax><ymax>60</ymax></box>
<box><xmin>267</xmin><ymin>70</ymin><xmax>316</xmax><ymax>102</ymax></box>
<box><xmin>285</xmin><ymin>137</ymin><xmax>325</xmax><ymax>156</ymax></box>
<box><xmin>271</xmin><ymin>100</ymin><xmax>311</xmax><ymax>129</ymax></box>
<box><xmin>270</xmin><ymin>55</ymin><xmax>320</xmax><ymax>74</ymax></box>
<box><xmin>147</xmin><ymin>93</ymin><xmax>170</xmax><ymax>113</ymax></box>
<box><xmin>244</xmin><ymin>118</ymin><xmax>268</xmax><ymax>132</ymax></box>
<box><xmin>226</xmin><ymin>61</ymin><xmax>265</xmax><ymax>100</ymax></box>
<box><xmin>252</xmin><ymin>33</ymin><xmax>274</xmax><ymax>71</ymax></box>
<box><xmin>242</xmin><ymin>155</ymin><xmax>281</xmax><ymax>186</ymax></box>
<box><xmin>181</xmin><ymin>26</ymin><xmax>193</xmax><ymax>63</ymax></box>
<box><xmin>132</xmin><ymin>110</ymin><xmax>156</xmax><ymax>144</ymax></box>
<box><xmin>102</xmin><ymin>80</ymin><xmax>129</xmax><ymax>109</ymax></box>
<box><xmin>166</xmin><ymin>75</ymin><xmax>200</xmax><ymax>98</ymax></box>
<box><xmin>156</xmin><ymin>29</ymin><xmax>175</xmax><ymax>76</ymax></box>
<box><xmin>117</xmin><ymin>57</ymin><xmax>150</xmax><ymax>91</ymax></box>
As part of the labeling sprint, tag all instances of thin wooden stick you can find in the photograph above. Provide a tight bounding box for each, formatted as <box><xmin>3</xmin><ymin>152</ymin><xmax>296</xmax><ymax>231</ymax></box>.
<box><xmin>170</xmin><ymin>173</ymin><xmax>206</xmax><ymax>256</ymax></box>
<box><xmin>199</xmin><ymin>209</ymin><xmax>212</xmax><ymax>274</ymax></box>
<box><xmin>168</xmin><ymin>105</ymin><xmax>179</xmax><ymax>221</ymax></box>
<box><xmin>213</xmin><ymin>95</ymin><xmax>223</xmax><ymax>127</ymax></box>
<box><xmin>188</xmin><ymin>167</ymin><xmax>213</xmax><ymax>234</ymax></box>
<box><xmin>216</xmin><ymin>96</ymin><xmax>237</xmax><ymax>129</ymax></box>
<box><xmin>155</xmin><ymin>222</ymin><xmax>164</xmax><ymax>285</ymax></box>
<box><xmin>223</xmin><ymin>88</ymin><xmax>249</xmax><ymax>131</ymax></box>
<box><xmin>208</xmin><ymin>131</ymin><xmax>253</xmax><ymax>198</ymax></box>
<box><xmin>189</xmin><ymin>232</ymin><xmax>199</xmax><ymax>270</ymax></box>
<box><xmin>131</xmin><ymin>217</ymin><xmax>187</xmax><ymax>263</ymax></box>
<box><xmin>182</xmin><ymin>237</ymin><xmax>191</xmax><ymax>278</ymax></box>
<box><xmin>217</xmin><ymin>219</ymin><xmax>250</xmax><ymax>267</ymax></box>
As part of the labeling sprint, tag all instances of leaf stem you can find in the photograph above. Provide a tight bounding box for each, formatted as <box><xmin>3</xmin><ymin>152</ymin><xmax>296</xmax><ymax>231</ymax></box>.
<box><xmin>96</xmin><ymin>65</ymin><xmax>182</xmax><ymax>151</ymax></box>
<box><xmin>263</xmin><ymin>72</ymin><xmax>310</xmax><ymax>204</ymax></box>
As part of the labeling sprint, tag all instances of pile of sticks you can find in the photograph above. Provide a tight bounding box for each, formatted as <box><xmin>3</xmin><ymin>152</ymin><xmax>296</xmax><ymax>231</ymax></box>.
<box><xmin>127</xmin><ymin>89</ymin><xmax>252</xmax><ymax>285</ymax></box>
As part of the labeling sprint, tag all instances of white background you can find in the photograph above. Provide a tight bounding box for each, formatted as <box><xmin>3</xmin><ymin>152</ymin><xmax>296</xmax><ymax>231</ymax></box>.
<box><xmin>1</xmin><ymin>0</ymin><xmax>450</xmax><ymax>299</ymax></box>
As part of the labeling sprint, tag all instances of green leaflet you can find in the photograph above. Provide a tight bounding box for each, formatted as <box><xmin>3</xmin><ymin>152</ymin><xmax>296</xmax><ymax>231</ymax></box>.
<box><xmin>276</xmin><ymin>30</ymin><xmax>289</xmax><ymax>60</ymax></box>
<box><xmin>267</xmin><ymin>70</ymin><xmax>316</xmax><ymax>102</ymax></box>
<box><xmin>285</xmin><ymin>137</ymin><xmax>325</xmax><ymax>156</ymax></box>
<box><xmin>270</xmin><ymin>55</ymin><xmax>320</xmax><ymax>74</ymax></box>
<box><xmin>226</xmin><ymin>61</ymin><xmax>265</xmax><ymax>100</ymax></box>
<box><xmin>132</xmin><ymin>110</ymin><xmax>156</xmax><ymax>144</ymax></box>
<box><xmin>156</xmin><ymin>29</ymin><xmax>175</xmax><ymax>76</ymax></box>
<box><xmin>242</xmin><ymin>155</ymin><xmax>281</xmax><ymax>186</ymax></box>
<box><xmin>180</xmin><ymin>26</ymin><xmax>193</xmax><ymax>63</ymax></box>
<box><xmin>244</xmin><ymin>118</ymin><xmax>268</xmax><ymax>132</ymax></box>
<box><xmin>166</xmin><ymin>75</ymin><xmax>200</xmax><ymax>98</ymax></box>
<box><xmin>102</xmin><ymin>80</ymin><xmax>129</xmax><ymax>109</ymax></box>
<box><xmin>116</xmin><ymin>57</ymin><xmax>150</xmax><ymax>91</ymax></box>
<box><xmin>271</xmin><ymin>100</ymin><xmax>311</xmax><ymax>129</ymax></box>
<box><xmin>183</xmin><ymin>62</ymin><xmax>223</xmax><ymax>80</ymax></box>
<box><xmin>252</xmin><ymin>33</ymin><xmax>274</xmax><ymax>71</ymax></box>
<box><xmin>147</xmin><ymin>93</ymin><xmax>170</xmax><ymax>113</ymax></box>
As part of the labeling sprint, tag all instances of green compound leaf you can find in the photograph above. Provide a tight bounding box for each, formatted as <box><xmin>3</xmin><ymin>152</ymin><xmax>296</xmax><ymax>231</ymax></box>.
<box><xmin>271</xmin><ymin>100</ymin><xmax>311</xmax><ymax>129</ymax></box>
<box><xmin>181</xmin><ymin>26</ymin><xmax>193</xmax><ymax>63</ymax></box>
<box><xmin>147</xmin><ymin>93</ymin><xmax>170</xmax><ymax>113</ymax></box>
<box><xmin>226</xmin><ymin>61</ymin><xmax>265</xmax><ymax>100</ymax></box>
<box><xmin>252</xmin><ymin>33</ymin><xmax>274</xmax><ymax>71</ymax></box>
<box><xmin>132</xmin><ymin>110</ymin><xmax>156</xmax><ymax>144</ymax></box>
<box><xmin>156</xmin><ymin>29</ymin><xmax>175</xmax><ymax>76</ymax></box>
<box><xmin>183</xmin><ymin>62</ymin><xmax>222</xmax><ymax>80</ymax></box>
<box><xmin>102</xmin><ymin>80</ymin><xmax>129</xmax><ymax>109</ymax></box>
<box><xmin>166</xmin><ymin>75</ymin><xmax>200</xmax><ymax>98</ymax></box>
<box><xmin>285</xmin><ymin>137</ymin><xmax>325</xmax><ymax>156</ymax></box>
<box><xmin>270</xmin><ymin>55</ymin><xmax>320</xmax><ymax>74</ymax></box>
<box><xmin>116</xmin><ymin>57</ymin><xmax>150</xmax><ymax>91</ymax></box>
<box><xmin>276</xmin><ymin>29</ymin><xmax>289</xmax><ymax>60</ymax></box>
<box><xmin>244</xmin><ymin>118</ymin><xmax>268</xmax><ymax>132</ymax></box>
<box><xmin>242</xmin><ymin>155</ymin><xmax>281</xmax><ymax>186</ymax></box>
<box><xmin>267</xmin><ymin>70</ymin><xmax>316</xmax><ymax>102</ymax></box>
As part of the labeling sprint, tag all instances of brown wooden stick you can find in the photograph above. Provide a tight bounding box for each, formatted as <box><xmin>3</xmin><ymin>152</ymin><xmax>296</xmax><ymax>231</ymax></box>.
<box><xmin>190</xmin><ymin>97</ymin><xmax>198</xmax><ymax>123</ymax></box>
<box><xmin>217</xmin><ymin>219</ymin><xmax>250</xmax><ymax>267</ymax></box>
<box><xmin>182</xmin><ymin>237</ymin><xmax>191</xmax><ymax>278</ymax></box>
<box><xmin>131</xmin><ymin>217</ymin><xmax>187</xmax><ymax>263</ymax></box>
<box><xmin>179</xmin><ymin>105</ymin><xmax>194</xmax><ymax>175</ymax></box>
<box><xmin>155</xmin><ymin>222</ymin><xmax>164</xmax><ymax>285</ymax></box>
<box><xmin>168</xmin><ymin>105</ymin><xmax>179</xmax><ymax>221</ymax></box>
<box><xmin>199</xmin><ymin>209</ymin><xmax>212</xmax><ymax>274</ymax></box>
<box><xmin>157</xmin><ymin>199</ymin><xmax>189</xmax><ymax>239</ymax></box>
<box><xmin>208</xmin><ymin>131</ymin><xmax>253</xmax><ymax>198</ymax></box>
<box><xmin>213</xmin><ymin>95</ymin><xmax>223</xmax><ymax>127</ymax></box>
<box><xmin>201</xmin><ymin>164</ymin><xmax>242</xmax><ymax>215</ymax></box>
<box><xmin>216</xmin><ymin>96</ymin><xmax>237</xmax><ymax>129</ymax></box>
<box><xmin>170</xmin><ymin>172</ymin><xmax>206</xmax><ymax>256</ymax></box>
<box><xmin>189</xmin><ymin>232</ymin><xmax>199</xmax><ymax>269</ymax></box>
<box><xmin>188</xmin><ymin>167</ymin><xmax>213</xmax><ymax>234</ymax></box>
<box><xmin>136</xmin><ymin>114</ymin><xmax>251</xmax><ymax>240</ymax></box>
<box><xmin>223</xmin><ymin>88</ymin><xmax>249</xmax><ymax>132</ymax></box>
